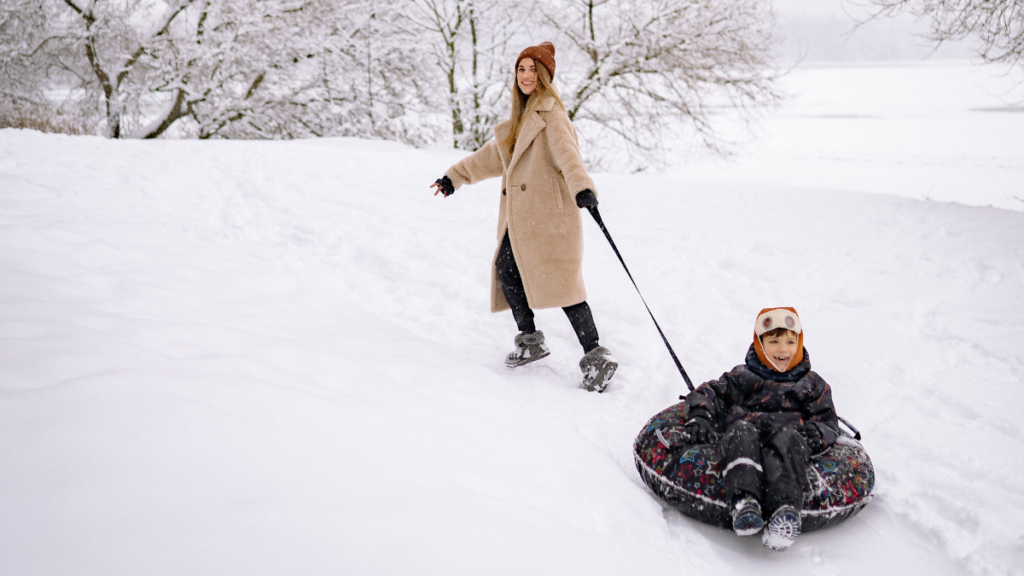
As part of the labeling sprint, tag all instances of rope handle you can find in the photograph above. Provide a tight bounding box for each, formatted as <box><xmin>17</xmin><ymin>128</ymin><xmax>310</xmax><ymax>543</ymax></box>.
<box><xmin>586</xmin><ymin>206</ymin><xmax>864</xmax><ymax>435</ymax></box>
<box><xmin>837</xmin><ymin>416</ymin><xmax>862</xmax><ymax>440</ymax></box>
<box><xmin>587</xmin><ymin>206</ymin><xmax>695</xmax><ymax>391</ymax></box>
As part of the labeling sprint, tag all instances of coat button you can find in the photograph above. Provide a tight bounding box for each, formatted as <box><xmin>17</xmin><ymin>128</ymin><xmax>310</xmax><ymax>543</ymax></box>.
<box><xmin>520</xmin><ymin>183</ymin><xmax>526</xmax><ymax>191</ymax></box>
<box><xmin>502</xmin><ymin>189</ymin><xmax>506</xmax><ymax>196</ymax></box>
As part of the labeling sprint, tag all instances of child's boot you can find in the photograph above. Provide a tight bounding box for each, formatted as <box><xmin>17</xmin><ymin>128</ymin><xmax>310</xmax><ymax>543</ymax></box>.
<box><xmin>505</xmin><ymin>331</ymin><xmax>550</xmax><ymax>368</ymax></box>
<box><xmin>579</xmin><ymin>346</ymin><xmax>617</xmax><ymax>392</ymax></box>
<box><xmin>762</xmin><ymin>504</ymin><xmax>802</xmax><ymax>552</ymax></box>
<box><xmin>731</xmin><ymin>495</ymin><xmax>764</xmax><ymax>536</ymax></box>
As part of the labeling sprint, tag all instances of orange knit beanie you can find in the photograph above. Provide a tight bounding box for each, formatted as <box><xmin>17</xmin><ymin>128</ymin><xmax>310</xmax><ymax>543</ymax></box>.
<box><xmin>515</xmin><ymin>42</ymin><xmax>556</xmax><ymax>79</ymax></box>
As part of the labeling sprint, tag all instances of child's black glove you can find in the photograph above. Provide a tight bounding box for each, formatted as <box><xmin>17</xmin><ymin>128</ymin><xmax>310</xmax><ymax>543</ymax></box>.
<box><xmin>575</xmin><ymin>189</ymin><xmax>598</xmax><ymax>208</ymax></box>
<box><xmin>683</xmin><ymin>417</ymin><xmax>719</xmax><ymax>444</ymax></box>
<box><xmin>798</xmin><ymin>423</ymin><xmax>826</xmax><ymax>454</ymax></box>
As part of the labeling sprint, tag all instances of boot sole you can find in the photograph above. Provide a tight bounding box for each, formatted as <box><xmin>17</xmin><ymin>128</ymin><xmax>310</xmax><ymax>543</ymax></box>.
<box><xmin>505</xmin><ymin>350</ymin><xmax>551</xmax><ymax>368</ymax></box>
<box><xmin>733</xmin><ymin>516</ymin><xmax>764</xmax><ymax>536</ymax></box>
<box><xmin>762</xmin><ymin>510</ymin><xmax>801</xmax><ymax>551</ymax></box>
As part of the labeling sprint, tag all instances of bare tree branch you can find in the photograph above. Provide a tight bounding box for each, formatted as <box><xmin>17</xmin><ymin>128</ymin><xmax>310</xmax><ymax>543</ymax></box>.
<box><xmin>544</xmin><ymin>0</ymin><xmax>782</xmax><ymax>168</ymax></box>
<box><xmin>867</xmin><ymin>0</ymin><xmax>1024</xmax><ymax>67</ymax></box>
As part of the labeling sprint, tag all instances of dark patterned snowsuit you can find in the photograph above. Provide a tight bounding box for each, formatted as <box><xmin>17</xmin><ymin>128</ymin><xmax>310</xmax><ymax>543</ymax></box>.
<box><xmin>683</xmin><ymin>346</ymin><xmax>839</xmax><ymax>513</ymax></box>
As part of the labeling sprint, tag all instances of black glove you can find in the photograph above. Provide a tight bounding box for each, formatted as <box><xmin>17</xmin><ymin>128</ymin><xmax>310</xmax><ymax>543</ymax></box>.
<box><xmin>434</xmin><ymin>175</ymin><xmax>455</xmax><ymax>198</ymax></box>
<box><xmin>575</xmin><ymin>189</ymin><xmax>598</xmax><ymax>208</ymax></box>
<box><xmin>683</xmin><ymin>417</ymin><xmax>719</xmax><ymax>444</ymax></box>
<box><xmin>798</xmin><ymin>423</ymin><xmax>826</xmax><ymax>454</ymax></box>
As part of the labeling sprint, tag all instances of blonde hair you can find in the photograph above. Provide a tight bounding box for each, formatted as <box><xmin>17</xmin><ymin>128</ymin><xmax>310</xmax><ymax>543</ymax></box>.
<box><xmin>501</xmin><ymin>60</ymin><xmax>566</xmax><ymax>152</ymax></box>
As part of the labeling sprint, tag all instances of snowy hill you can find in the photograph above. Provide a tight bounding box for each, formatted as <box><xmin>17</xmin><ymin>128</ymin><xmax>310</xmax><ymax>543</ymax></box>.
<box><xmin>2</xmin><ymin>62</ymin><xmax>1023</xmax><ymax>575</ymax></box>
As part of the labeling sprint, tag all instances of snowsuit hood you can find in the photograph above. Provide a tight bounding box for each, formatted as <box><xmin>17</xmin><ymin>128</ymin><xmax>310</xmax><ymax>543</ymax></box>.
<box><xmin>745</xmin><ymin>343</ymin><xmax>809</xmax><ymax>383</ymax></box>
<box><xmin>753</xmin><ymin>306</ymin><xmax>804</xmax><ymax>372</ymax></box>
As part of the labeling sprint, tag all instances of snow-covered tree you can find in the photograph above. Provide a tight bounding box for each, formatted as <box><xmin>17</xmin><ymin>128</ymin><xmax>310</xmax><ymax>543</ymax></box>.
<box><xmin>410</xmin><ymin>0</ymin><xmax>781</xmax><ymax>162</ymax></box>
<box><xmin>0</xmin><ymin>0</ymin><xmax>435</xmax><ymax>142</ymax></box>
<box><xmin>311</xmin><ymin>2</ymin><xmax>438</xmax><ymax>144</ymax></box>
<box><xmin>0</xmin><ymin>0</ymin><xmax>150</xmax><ymax>135</ymax></box>
<box><xmin>409</xmin><ymin>0</ymin><xmax>529</xmax><ymax>150</ymax></box>
<box><xmin>868</xmin><ymin>0</ymin><xmax>1024</xmax><ymax>67</ymax></box>
<box><xmin>4</xmin><ymin>0</ymin><xmax>782</xmax><ymax>157</ymax></box>
<box><xmin>59</xmin><ymin>0</ymin><xmax>199</xmax><ymax>138</ymax></box>
<box><xmin>0</xmin><ymin>2</ymin><xmax>66</xmax><ymax>108</ymax></box>
<box><xmin>161</xmin><ymin>0</ymin><xmax>436</xmax><ymax>142</ymax></box>
<box><xmin>542</xmin><ymin>0</ymin><xmax>782</xmax><ymax>167</ymax></box>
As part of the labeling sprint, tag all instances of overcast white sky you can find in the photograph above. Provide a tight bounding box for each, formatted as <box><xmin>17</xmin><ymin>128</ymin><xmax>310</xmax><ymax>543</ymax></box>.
<box><xmin>771</xmin><ymin>0</ymin><xmax>975</xmax><ymax>62</ymax></box>
<box><xmin>773</xmin><ymin>0</ymin><xmax>875</xmax><ymax>18</ymax></box>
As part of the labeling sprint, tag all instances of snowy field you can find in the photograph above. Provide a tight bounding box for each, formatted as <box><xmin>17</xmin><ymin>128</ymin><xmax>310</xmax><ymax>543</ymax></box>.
<box><xmin>678</xmin><ymin>60</ymin><xmax>1024</xmax><ymax>212</ymax></box>
<box><xmin>1</xmin><ymin>61</ymin><xmax>1022</xmax><ymax>575</ymax></box>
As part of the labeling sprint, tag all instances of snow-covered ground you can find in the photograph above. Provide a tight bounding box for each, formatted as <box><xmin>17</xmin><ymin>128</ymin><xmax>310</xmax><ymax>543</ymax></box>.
<box><xmin>1</xmin><ymin>61</ymin><xmax>1022</xmax><ymax>575</ymax></box>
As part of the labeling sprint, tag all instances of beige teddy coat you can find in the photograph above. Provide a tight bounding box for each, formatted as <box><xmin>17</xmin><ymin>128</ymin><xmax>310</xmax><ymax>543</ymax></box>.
<box><xmin>445</xmin><ymin>97</ymin><xmax>597</xmax><ymax>313</ymax></box>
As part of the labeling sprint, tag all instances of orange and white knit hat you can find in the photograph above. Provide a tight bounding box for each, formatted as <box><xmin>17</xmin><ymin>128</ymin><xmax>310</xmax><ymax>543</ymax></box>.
<box><xmin>753</xmin><ymin>307</ymin><xmax>804</xmax><ymax>372</ymax></box>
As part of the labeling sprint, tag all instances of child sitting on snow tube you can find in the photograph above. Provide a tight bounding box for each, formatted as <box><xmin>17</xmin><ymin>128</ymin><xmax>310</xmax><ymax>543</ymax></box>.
<box><xmin>641</xmin><ymin>307</ymin><xmax>864</xmax><ymax>552</ymax></box>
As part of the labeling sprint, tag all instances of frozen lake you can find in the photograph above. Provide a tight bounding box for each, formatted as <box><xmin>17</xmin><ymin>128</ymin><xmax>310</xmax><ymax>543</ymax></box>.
<box><xmin>677</xmin><ymin>60</ymin><xmax>1024</xmax><ymax>211</ymax></box>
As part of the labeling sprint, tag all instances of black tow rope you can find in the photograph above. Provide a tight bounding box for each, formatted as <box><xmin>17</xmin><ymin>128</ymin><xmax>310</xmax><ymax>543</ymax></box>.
<box><xmin>587</xmin><ymin>206</ymin><xmax>695</xmax><ymax>391</ymax></box>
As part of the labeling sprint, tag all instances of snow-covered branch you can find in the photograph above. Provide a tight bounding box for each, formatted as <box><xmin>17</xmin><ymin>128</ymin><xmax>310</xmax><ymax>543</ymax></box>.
<box><xmin>868</xmin><ymin>0</ymin><xmax>1024</xmax><ymax>67</ymax></box>
<box><xmin>543</xmin><ymin>0</ymin><xmax>782</xmax><ymax>167</ymax></box>
<box><xmin>3</xmin><ymin>0</ymin><xmax>779</xmax><ymax>156</ymax></box>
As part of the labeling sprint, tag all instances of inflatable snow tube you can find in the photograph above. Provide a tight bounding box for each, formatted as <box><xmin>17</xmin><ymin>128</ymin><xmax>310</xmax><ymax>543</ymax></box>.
<box><xmin>634</xmin><ymin>402</ymin><xmax>874</xmax><ymax>532</ymax></box>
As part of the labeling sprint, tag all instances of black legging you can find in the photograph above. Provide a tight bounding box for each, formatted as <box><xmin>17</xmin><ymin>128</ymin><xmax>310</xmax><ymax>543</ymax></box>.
<box><xmin>494</xmin><ymin>231</ymin><xmax>600</xmax><ymax>353</ymax></box>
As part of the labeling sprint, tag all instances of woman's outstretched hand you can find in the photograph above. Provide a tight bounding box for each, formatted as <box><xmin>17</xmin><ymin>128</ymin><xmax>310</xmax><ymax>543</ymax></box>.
<box><xmin>431</xmin><ymin>176</ymin><xmax>455</xmax><ymax>198</ymax></box>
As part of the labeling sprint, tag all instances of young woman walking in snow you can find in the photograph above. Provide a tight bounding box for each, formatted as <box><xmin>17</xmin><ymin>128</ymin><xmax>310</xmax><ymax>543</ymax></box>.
<box><xmin>430</xmin><ymin>42</ymin><xmax>617</xmax><ymax>392</ymax></box>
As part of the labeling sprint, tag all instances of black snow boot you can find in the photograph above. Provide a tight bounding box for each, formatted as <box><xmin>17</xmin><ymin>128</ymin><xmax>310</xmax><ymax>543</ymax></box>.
<box><xmin>579</xmin><ymin>346</ymin><xmax>617</xmax><ymax>392</ymax></box>
<box><xmin>505</xmin><ymin>331</ymin><xmax>550</xmax><ymax>368</ymax></box>
<box><xmin>732</xmin><ymin>495</ymin><xmax>764</xmax><ymax>536</ymax></box>
<box><xmin>762</xmin><ymin>504</ymin><xmax>802</xmax><ymax>551</ymax></box>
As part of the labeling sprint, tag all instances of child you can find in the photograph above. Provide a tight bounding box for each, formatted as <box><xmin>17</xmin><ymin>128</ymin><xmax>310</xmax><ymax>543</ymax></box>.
<box><xmin>676</xmin><ymin>307</ymin><xmax>839</xmax><ymax>551</ymax></box>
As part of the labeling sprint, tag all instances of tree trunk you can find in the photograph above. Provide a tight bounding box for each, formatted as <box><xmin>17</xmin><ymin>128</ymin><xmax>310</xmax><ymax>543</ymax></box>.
<box><xmin>138</xmin><ymin>89</ymin><xmax>186</xmax><ymax>139</ymax></box>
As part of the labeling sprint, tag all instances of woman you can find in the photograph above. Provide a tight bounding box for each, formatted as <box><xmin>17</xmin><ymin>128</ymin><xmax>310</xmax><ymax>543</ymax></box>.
<box><xmin>429</xmin><ymin>42</ymin><xmax>617</xmax><ymax>392</ymax></box>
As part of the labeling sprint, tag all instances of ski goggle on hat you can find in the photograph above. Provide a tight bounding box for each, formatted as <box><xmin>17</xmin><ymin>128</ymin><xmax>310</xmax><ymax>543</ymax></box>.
<box><xmin>754</xmin><ymin>308</ymin><xmax>802</xmax><ymax>337</ymax></box>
